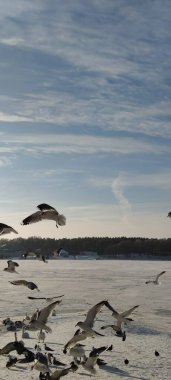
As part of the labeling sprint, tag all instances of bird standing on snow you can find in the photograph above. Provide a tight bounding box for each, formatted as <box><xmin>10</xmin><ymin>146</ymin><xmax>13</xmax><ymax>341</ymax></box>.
<box><xmin>21</xmin><ymin>203</ymin><xmax>66</xmax><ymax>228</ymax></box>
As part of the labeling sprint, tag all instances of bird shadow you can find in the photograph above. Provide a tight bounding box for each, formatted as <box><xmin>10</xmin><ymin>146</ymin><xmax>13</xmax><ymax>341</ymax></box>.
<box><xmin>100</xmin><ymin>365</ymin><xmax>149</xmax><ymax>380</ymax></box>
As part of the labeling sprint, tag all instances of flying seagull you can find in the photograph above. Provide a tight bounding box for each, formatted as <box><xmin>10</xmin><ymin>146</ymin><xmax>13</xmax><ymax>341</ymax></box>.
<box><xmin>22</xmin><ymin>249</ymin><xmax>48</xmax><ymax>263</ymax></box>
<box><xmin>27</xmin><ymin>300</ymin><xmax>62</xmax><ymax>332</ymax></box>
<box><xmin>75</xmin><ymin>300</ymin><xmax>109</xmax><ymax>337</ymax></box>
<box><xmin>103</xmin><ymin>303</ymin><xmax>139</xmax><ymax>331</ymax></box>
<box><xmin>145</xmin><ymin>271</ymin><xmax>166</xmax><ymax>285</ymax></box>
<box><xmin>9</xmin><ymin>279</ymin><xmax>39</xmax><ymax>291</ymax></box>
<box><xmin>63</xmin><ymin>330</ymin><xmax>92</xmax><ymax>354</ymax></box>
<box><xmin>4</xmin><ymin>260</ymin><xmax>19</xmax><ymax>273</ymax></box>
<box><xmin>28</xmin><ymin>294</ymin><xmax>64</xmax><ymax>302</ymax></box>
<box><xmin>21</xmin><ymin>203</ymin><xmax>66</xmax><ymax>228</ymax></box>
<box><xmin>0</xmin><ymin>223</ymin><xmax>18</xmax><ymax>236</ymax></box>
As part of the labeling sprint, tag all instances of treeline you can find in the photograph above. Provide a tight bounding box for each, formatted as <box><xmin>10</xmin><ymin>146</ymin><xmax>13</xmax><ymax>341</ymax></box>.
<box><xmin>0</xmin><ymin>236</ymin><xmax>171</xmax><ymax>258</ymax></box>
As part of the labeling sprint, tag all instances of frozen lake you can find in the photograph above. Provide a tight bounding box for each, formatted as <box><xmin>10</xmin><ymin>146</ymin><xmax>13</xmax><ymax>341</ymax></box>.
<box><xmin>0</xmin><ymin>259</ymin><xmax>170</xmax><ymax>379</ymax></box>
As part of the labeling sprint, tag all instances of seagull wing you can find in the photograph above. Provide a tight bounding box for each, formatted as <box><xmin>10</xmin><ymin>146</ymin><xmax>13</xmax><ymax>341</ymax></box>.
<box><xmin>155</xmin><ymin>271</ymin><xmax>166</xmax><ymax>282</ymax></box>
<box><xmin>7</xmin><ymin>260</ymin><xmax>19</xmax><ymax>269</ymax></box>
<box><xmin>84</xmin><ymin>300</ymin><xmax>106</xmax><ymax>328</ymax></box>
<box><xmin>9</xmin><ymin>280</ymin><xmax>28</xmax><ymax>286</ymax></box>
<box><xmin>0</xmin><ymin>342</ymin><xmax>16</xmax><ymax>355</ymax></box>
<box><xmin>36</xmin><ymin>300</ymin><xmax>61</xmax><ymax>324</ymax></box>
<box><xmin>120</xmin><ymin>305</ymin><xmax>139</xmax><ymax>318</ymax></box>
<box><xmin>63</xmin><ymin>331</ymin><xmax>90</xmax><ymax>352</ymax></box>
<box><xmin>37</xmin><ymin>203</ymin><xmax>57</xmax><ymax>212</ymax></box>
<box><xmin>21</xmin><ymin>211</ymin><xmax>43</xmax><ymax>225</ymax></box>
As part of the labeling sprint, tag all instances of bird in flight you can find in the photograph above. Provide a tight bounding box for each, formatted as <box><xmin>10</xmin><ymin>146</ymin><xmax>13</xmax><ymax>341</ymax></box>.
<box><xmin>21</xmin><ymin>203</ymin><xmax>66</xmax><ymax>228</ymax></box>
<box><xmin>9</xmin><ymin>279</ymin><xmax>39</xmax><ymax>291</ymax></box>
<box><xmin>28</xmin><ymin>294</ymin><xmax>64</xmax><ymax>302</ymax></box>
<box><xmin>22</xmin><ymin>249</ymin><xmax>48</xmax><ymax>263</ymax></box>
<box><xmin>75</xmin><ymin>300</ymin><xmax>110</xmax><ymax>337</ymax></box>
<box><xmin>26</xmin><ymin>300</ymin><xmax>62</xmax><ymax>332</ymax></box>
<box><xmin>3</xmin><ymin>260</ymin><xmax>19</xmax><ymax>273</ymax></box>
<box><xmin>145</xmin><ymin>271</ymin><xmax>166</xmax><ymax>285</ymax></box>
<box><xmin>0</xmin><ymin>223</ymin><xmax>18</xmax><ymax>236</ymax></box>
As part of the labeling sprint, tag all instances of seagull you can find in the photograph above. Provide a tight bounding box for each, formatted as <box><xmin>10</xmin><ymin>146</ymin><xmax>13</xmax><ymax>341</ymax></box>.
<box><xmin>31</xmin><ymin>352</ymin><xmax>49</xmax><ymax>373</ymax></box>
<box><xmin>27</xmin><ymin>300</ymin><xmax>62</xmax><ymax>332</ymax></box>
<box><xmin>21</xmin><ymin>203</ymin><xmax>66</xmax><ymax>228</ymax></box>
<box><xmin>75</xmin><ymin>300</ymin><xmax>108</xmax><ymax>337</ymax></box>
<box><xmin>9</xmin><ymin>279</ymin><xmax>39</xmax><ymax>291</ymax></box>
<box><xmin>105</xmin><ymin>303</ymin><xmax>139</xmax><ymax>330</ymax></box>
<box><xmin>39</xmin><ymin>362</ymin><xmax>78</xmax><ymax>380</ymax></box>
<box><xmin>4</xmin><ymin>260</ymin><xmax>19</xmax><ymax>273</ymax></box>
<box><xmin>22</xmin><ymin>249</ymin><xmax>48</xmax><ymax>263</ymax></box>
<box><xmin>68</xmin><ymin>344</ymin><xmax>86</xmax><ymax>362</ymax></box>
<box><xmin>81</xmin><ymin>346</ymin><xmax>108</xmax><ymax>375</ymax></box>
<box><xmin>28</xmin><ymin>294</ymin><xmax>64</xmax><ymax>302</ymax></box>
<box><xmin>0</xmin><ymin>223</ymin><xmax>18</xmax><ymax>236</ymax></box>
<box><xmin>145</xmin><ymin>271</ymin><xmax>166</xmax><ymax>285</ymax></box>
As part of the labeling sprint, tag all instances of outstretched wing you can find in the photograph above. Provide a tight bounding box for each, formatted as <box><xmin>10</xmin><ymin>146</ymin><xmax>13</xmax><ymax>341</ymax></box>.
<box><xmin>120</xmin><ymin>305</ymin><xmax>139</xmax><ymax>318</ymax></box>
<box><xmin>7</xmin><ymin>260</ymin><xmax>19</xmax><ymax>269</ymax></box>
<box><xmin>9</xmin><ymin>280</ymin><xmax>28</xmax><ymax>286</ymax></box>
<box><xmin>21</xmin><ymin>211</ymin><xmax>43</xmax><ymax>225</ymax></box>
<box><xmin>36</xmin><ymin>300</ymin><xmax>62</xmax><ymax>324</ymax></box>
<box><xmin>155</xmin><ymin>271</ymin><xmax>166</xmax><ymax>282</ymax></box>
<box><xmin>84</xmin><ymin>300</ymin><xmax>106</xmax><ymax>328</ymax></box>
<box><xmin>63</xmin><ymin>330</ymin><xmax>90</xmax><ymax>352</ymax></box>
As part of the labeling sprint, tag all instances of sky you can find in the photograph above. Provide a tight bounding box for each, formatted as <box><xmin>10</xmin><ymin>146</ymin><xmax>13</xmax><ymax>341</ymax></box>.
<box><xmin>0</xmin><ymin>0</ymin><xmax>171</xmax><ymax>240</ymax></box>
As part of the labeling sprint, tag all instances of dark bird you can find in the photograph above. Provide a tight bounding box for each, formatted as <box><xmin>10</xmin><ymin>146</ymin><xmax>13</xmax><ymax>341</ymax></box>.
<box><xmin>53</xmin><ymin>357</ymin><xmax>66</xmax><ymax>366</ymax></box>
<box><xmin>124</xmin><ymin>358</ymin><xmax>129</xmax><ymax>365</ymax></box>
<box><xmin>17</xmin><ymin>349</ymin><xmax>35</xmax><ymax>363</ymax></box>
<box><xmin>44</xmin><ymin>343</ymin><xmax>54</xmax><ymax>352</ymax></box>
<box><xmin>21</xmin><ymin>203</ymin><xmax>66</xmax><ymax>228</ymax></box>
<box><xmin>155</xmin><ymin>350</ymin><xmax>160</xmax><ymax>357</ymax></box>
<box><xmin>6</xmin><ymin>355</ymin><xmax>18</xmax><ymax>368</ymax></box>
<box><xmin>0</xmin><ymin>340</ymin><xmax>26</xmax><ymax>355</ymax></box>
<box><xmin>4</xmin><ymin>260</ymin><xmax>19</xmax><ymax>273</ymax></box>
<box><xmin>81</xmin><ymin>346</ymin><xmax>108</xmax><ymax>375</ymax></box>
<box><xmin>9</xmin><ymin>279</ymin><xmax>39</xmax><ymax>291</ymax></box>
<box><xmin>167</xmin><ymin>211</ymin><xmax>171</xmax><ymax>217</ymax></box>
<box><xmin>0</xmin><ymin>223</ymin><xmax>18</xmax><ymax>236</ymax></box>
<box><xmin>145</xmin><ymin>271</ymin><xmax>166</xmax><ymax>285</ymax></box>
<box><xmin>22</xmin><ymin>249</ymin><xmax>48</xmax><ymax>263</ymax></box>
<box><xmin>31</xmin><ymin>352</ymin><xmax>49</xmax><ymax>373</ymax></box>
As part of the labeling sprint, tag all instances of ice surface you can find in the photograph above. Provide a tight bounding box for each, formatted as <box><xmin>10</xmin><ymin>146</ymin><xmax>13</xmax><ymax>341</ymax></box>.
<box><xmin>0</xmin><ymin>259</ymin><xmax>170</xmax><ymax>379</ymax></box>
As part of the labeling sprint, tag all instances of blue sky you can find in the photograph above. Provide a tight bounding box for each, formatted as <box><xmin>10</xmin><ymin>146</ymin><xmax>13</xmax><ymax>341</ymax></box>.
<box><xmin>0</xmin><ymin>0</ymin><xmax>171</xmax><ymax>239</ymax></box>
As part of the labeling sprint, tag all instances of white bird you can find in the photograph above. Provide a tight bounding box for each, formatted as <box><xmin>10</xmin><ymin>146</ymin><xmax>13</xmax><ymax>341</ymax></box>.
<box><xmin>0</xmin><ymin>223</ymin><xmax>18</xmax><ymax>236</ymax></box>
<box><xmin>75</xmin><ymin>300</ymin><xmax>108</xmax><ymax>337</ymax></box>
<box><xmin>21</xmin><ymin>203</ymin><xmax>66</xmax><ymax>228</ymax></box>
<box><xmin>145</xmin><ymin>271</ymin><xmax>166</xmax><ymax>285</ymax></box>
<box><xmin>27</xmin><ymin>300</ymin><xmax>62</xmax><ymax>332</ymax></box>
<box><xmin>4</xmin><ymin>260</ymin><xmax>19</xmax><ymax>273</ymax></box>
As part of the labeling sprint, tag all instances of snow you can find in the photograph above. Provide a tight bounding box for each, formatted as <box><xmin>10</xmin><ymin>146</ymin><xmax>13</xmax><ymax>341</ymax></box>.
<box><xmin>0</xmin><ymin>259</ymin><xmax>170</xmax><ymax>379</ymax></box>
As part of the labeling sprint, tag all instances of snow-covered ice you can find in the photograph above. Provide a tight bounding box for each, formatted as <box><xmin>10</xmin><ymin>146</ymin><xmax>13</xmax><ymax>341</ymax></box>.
<box><xmin>0</xmin><ymin>259</ymin><xmax>170</xmax><ymax>379</ymax></box>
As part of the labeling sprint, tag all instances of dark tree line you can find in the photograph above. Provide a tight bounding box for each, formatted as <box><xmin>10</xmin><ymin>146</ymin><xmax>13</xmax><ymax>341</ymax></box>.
<box><xmin>0</xmin><ymin>236</ymin><xmax>171</xmax><ymax>259</ymax></box>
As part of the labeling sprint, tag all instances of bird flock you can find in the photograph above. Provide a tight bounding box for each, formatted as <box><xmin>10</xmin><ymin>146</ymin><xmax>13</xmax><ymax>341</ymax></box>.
<box><xmin>0</xmin><ymin>204</ymin><xmax>169</xmax><ymax>379</ymax></box>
